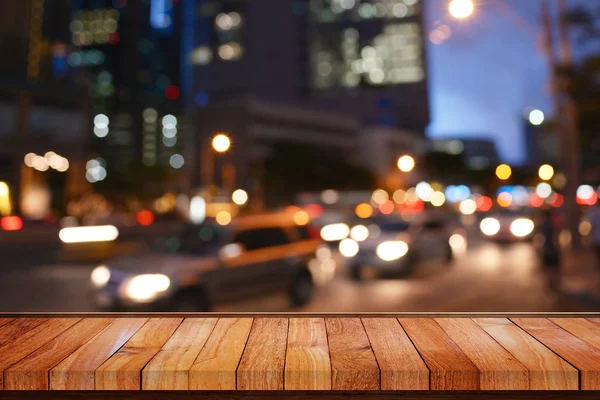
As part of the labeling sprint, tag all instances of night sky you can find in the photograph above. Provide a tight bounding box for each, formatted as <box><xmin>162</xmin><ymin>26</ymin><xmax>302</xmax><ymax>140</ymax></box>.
<box><xmin>425</xmin><ymin>0</ymin><xmax>554</xmax><ymax>165</ymax></box>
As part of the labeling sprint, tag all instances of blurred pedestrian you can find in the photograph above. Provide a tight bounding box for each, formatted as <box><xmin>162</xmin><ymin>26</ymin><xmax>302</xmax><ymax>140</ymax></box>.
<box><xmin>539</xmin><ymin>209</ymin><xmax>561</xmax><ymax>291</ymax></box>
<box><xmin>589</xmin><ymin>202</ymin><xmax>600</xmax><ymax>284</ymax></box>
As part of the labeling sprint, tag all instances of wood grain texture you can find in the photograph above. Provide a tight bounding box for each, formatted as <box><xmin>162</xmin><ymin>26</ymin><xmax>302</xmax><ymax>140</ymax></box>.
<box><xmin>512</xmin><ymin>318</ymin><xmax>600</xmax><ymax>390</ymax></box>
<box><xmin>325</xmin><ymin>318</ymin><xmax>379</xmax><ymax>390</ymax></box>
<box><xmin>4</xmin><ymin>318</ymin><xmax>114</xmax><ymax>390</ymax></box>
<box><xmin>0</xmin><ymin>318</ymin><xmax>79</xmax><ymax>390</ymax></box>
<box><xmin>362</xmin><ymin>318</ymin><xmax>429</xmax><ymax>390</ymax></box>
<box><xmin>0</xmin><ymin>318</ymin><xmax>48</xmax><ymax>348</ymax></box>
<box><xmin>435</xmin><ymin>318</ymin><xmax>529</xmax><ymax>390</ymax></box>
<box><xmin>50</xmin><ymin>318</ymin><xmax>147</xmax><ymax>390</ymax></box>
<box><xmin>473</xmin><ymin>318</ymin><xmax>578</xmax><ymax>390</ymax></box>
<box><xmin>95</xmin><ymin>318</ymin><xmax>183</xmax><ymax>390</ymax></box>
<box><xmin>0</xmin><ymin>318</ymin><xmax>14</xmax><ymax>329</ymax></box>
<box><xmin>399</xmin><ymin>318</ymin><xmax>479</xmax><ymax>390</ymax></box>
<box><xmin>550</xmin><ymin>318</ymin><xmax>600</xmax><ymax>351</ymax></box>
<box><xmin>142</xmin><ymin>318</ymin><xmax>218</xmax><ymax>390</ymax></box>
<box><xmin>237</xmin><ymin>318</ymin><xmax>288</xmax><ymax>391</ymax></box>
<box><xmin>189</xmin><ymin>318</ymin><xmax>253</xmax><ymax>390</ymax></box>
<box><xmin>285</xmin><ymin>318</ymin><xmax>331</xmax><ymax>391</ymax></box>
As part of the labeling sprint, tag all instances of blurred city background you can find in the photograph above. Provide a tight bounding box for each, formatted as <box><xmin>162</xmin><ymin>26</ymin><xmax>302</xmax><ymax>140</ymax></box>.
<box><xmin>0</xmin><ymin>0</ymin><xmax>599</xmax><ymax>312</ymax></box>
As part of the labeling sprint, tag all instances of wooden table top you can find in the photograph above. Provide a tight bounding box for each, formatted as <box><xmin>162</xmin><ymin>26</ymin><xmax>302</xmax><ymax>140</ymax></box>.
<box><xmin>1</xmin><ymin>316</ymin><xmax>600</xmax><ymax>391</ymax></box>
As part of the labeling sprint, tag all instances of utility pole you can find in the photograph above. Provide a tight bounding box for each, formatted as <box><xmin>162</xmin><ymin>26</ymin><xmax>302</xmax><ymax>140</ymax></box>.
<box><xmin>542</xmin><ymin>0</ymin><xmax>582</xmax><ymax>249</ymax></box>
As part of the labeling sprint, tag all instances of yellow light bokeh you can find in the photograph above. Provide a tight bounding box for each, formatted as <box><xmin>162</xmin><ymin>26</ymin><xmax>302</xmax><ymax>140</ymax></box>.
<box><xmin>355</xmin><ymin>203</ymin><xmax>373</xmax><ymax>219</ymax></box>
<box><xmin>232</xmin><ymin>189</ymin><xmax>248</xmax><ymax>205</ymax></box>
<box><xmin>497</xmin><ymin>192</ymin><xmax>513</xmax><ymax>208</ymax></box>
<box><xmin>212</xmin><ymin>134</ymin><xmax>231</xmax><ymax>153</ymax></box>
<box><xmin>538</xmin><ymin>164</ymin><xmax>555</xmax><ymax>181</ymax></box>
<box><xmin>216</xmin><ymin>210</ymin><xmax>232</xmax><ymax>225</ymax></box>
<box><xmin>293</xmin><ymin>210</ymin><xmax>310</xmax><ymax>226</ymax></box>
<box><xmin>495</xmin><ymin>164</ymin><xmax>512</xmax><ymax>180</ymax></box>
<box><xmin>449</xmin><ymin>0</ymin><xmax>474</xmax><ymax>19</ymax></box>
<box><xmin>397</xmin><ymin>155</ymin><xmax>416</xmax><ymax>172</ymax></box>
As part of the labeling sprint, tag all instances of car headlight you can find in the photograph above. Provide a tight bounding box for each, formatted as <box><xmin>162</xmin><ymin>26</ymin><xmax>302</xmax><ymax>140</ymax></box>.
<box><xmin>91</xmin><ymin>265</ymin><xmax>111</xmax><ymax>288</ymax></box>
<box><xmin>339</xmin><ymin>238</ymin><xmax>359</xmax><ymax>258</ymax></box>
<box><xmin>350</xmin><ymin>225</ymin><xmax>369</xmax><ymax>242</ymax></box>
<box><xmin>510</xmin><ymin>218</ymin><xmax>534</xmax><ymax>238</ymax></box>
<box><xmin>320</xmin><ymin>223</ymin><xmax>350</xmax><ymax>242</ymax></box>
<box><xmin>480</xmin><ymin>218</ymin><xmax>500</xmax><ymax>236</ymax></box>
<box><xmin>376</xmin><ymin>241</ymin><xmax>409</xmax><ymax>262</ymax></box>
<box><xmin>124</xmin><ymin>274</ymin><xmax>171</xmax><ymax>302</ymax></box>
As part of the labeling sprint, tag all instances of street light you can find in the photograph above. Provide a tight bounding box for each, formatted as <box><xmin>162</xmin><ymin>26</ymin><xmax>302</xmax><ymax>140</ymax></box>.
<box><xmin>212</xmin><ymin>134</ymin><xmax>231</xmax><ymax>153</ymax></box>
<box><xmin>495</xmin><ymin>164</ymin><xmax>512</xmax><ymax>180</ymax></box>
<box><xmin>397</xmin><ymin>155</ymin><xmax>415</xmax><ymax>173</ymax></box>
<box><xmin>538</xmin><ymin>164</ymin><xmax>555</xmax><ymax>181</ymax></box>
<box><xmin>529</xmin><ymin>109</ymin><xmax>545</xmax><ymax>126</ymax></box>
<box><xmin>449</xmin><ymin>0</ymin><xmax>474</xmax><ymax>19</ymax></box>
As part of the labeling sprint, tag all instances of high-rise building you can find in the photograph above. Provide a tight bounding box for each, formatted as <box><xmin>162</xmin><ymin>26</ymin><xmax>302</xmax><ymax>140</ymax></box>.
<box><xmin>190</xmin><ymin>0</ymin><xmax>429</xmax><ymax>132</ymax></box>
<box><xmin>69</xmin><ymin>0</ymin><xmax>190</xmax><ymax>181</ymax></box>
<box><xmin>307</xmin><ymin>0</ymin><xmax>429</xmax><ymax>131</ymax></box>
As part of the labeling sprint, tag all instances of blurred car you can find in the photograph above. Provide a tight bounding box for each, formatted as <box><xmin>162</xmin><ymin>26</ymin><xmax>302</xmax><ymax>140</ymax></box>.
<box><xmin>90</xmin><ymin>211</ymin><xmax>331</xmax><ymax>311</ymax></box>
<box><xmin>342</xmin><ymin>213</ymin><xmax>463</xmax><ymax>280</ymax></box>
<box><xmin>479</xmin><ymin>209</ymin><xmax>535</xmax><ymax>242</ymax></box>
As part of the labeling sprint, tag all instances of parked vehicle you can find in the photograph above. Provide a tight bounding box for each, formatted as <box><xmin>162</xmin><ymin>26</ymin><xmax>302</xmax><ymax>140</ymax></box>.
<box><xmin>90</xmin><ymin>211</ymin><xmax>331</xmax><ymax>311</ymax></box>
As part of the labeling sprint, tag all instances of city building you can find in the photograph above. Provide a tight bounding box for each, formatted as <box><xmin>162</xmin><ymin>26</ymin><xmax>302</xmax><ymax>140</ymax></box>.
<box><xmin>189</xmin><ymin>0</ymin><xmax>429</xmax><ymax>201</ymax></box>
<box><xmin>191</xmin><ymin>0</ymin><xmax>429</xmax><ymax>132</ymax></box>
<box><xmin>0</xmin><ymin>0</ymin><xmax>89</xmax><ymax>218</ymax></box>
<box><xmin>69</xmin><ymin>0</ymin><xmax>192</xmax><ymax>177</ymax></box>
<box><xmin>428</xmin><ymin>138</ymin><xmax>501</xmax><ymax>171</ymax></box>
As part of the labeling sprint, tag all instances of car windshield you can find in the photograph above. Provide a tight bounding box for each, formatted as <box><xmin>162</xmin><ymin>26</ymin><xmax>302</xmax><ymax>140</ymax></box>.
<box><xmin>163</xmin><ymin>224</ymin><xmax>227</xmax><ymax>256</ymax></box>
<box><xmin>373</xmin><ymin>219</ymin><xmax>411</xmax><ymax>232</ymax></box>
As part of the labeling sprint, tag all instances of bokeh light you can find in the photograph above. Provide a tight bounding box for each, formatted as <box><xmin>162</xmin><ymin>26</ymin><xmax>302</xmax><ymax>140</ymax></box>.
<box><xmin>495</xmin><ymin>164</ymin><xmax>512</xmax><ymax>180</ymax></box>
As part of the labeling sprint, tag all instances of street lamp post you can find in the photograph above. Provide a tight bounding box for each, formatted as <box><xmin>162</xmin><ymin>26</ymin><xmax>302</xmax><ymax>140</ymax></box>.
<box><xmin>202</xmin><ymin>133</ymin><xmax>234</xmax><ymax>196</ymax></box>
<box><xmin>448</xmin><ymin>0</ymin><xmax>582</xmax><ymax>249</ymax></box>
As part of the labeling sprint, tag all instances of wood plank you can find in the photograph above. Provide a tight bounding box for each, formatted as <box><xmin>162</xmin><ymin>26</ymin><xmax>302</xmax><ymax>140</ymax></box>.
<box><xmin>95</xmin><ymin>318</ymin><xmax>183</xmax><ymax>390</ymax></box>
<box><xmin>435</xmin><ymin>318</ymin><xmax>529</xmax><ymax>390</ymax></box>
<box><xmin>0</xmin><ymin>318</ymin><xmax>79</xmax><ymax>390</ymax></box>
<box><xmin>4</xmin><ymin>318</ymin><xmax>115</xmax><ymax>390</ymax></box>
<box><xmin>398</xmin><ymin>318</ymin><xmax>479</xmax><ymax>390</ymax></box>
<box><xmin>50</xmin><ymin>318</ymin><xmax>147</xmax><ymax>390</ymax></box>
<box><xmin>0</xmin><ymin>318</ymin><xmax>14</xmax><ymax>329</ymax></box>
<box><xmin>474</xmin><ymin>318</ymin><xmax>578</xmax><ymax>390</ymax></box>
<box><xmin>550</xmin><ymin>318</ymin><xmax>600</xmax><ymax>350</ymax></box>
<box><xmin>142</xmin><ymin>318</ymin><xmax>217</xmax><ymax>390</ymax></box>
<box><xmin>362</xmin><ymin>318</ymin><xmax>429</xmax><ymax>390</ymax></box>
<box><xmin>512</xmin><ymin>318</ymin><xmax>600</xmax><ymax>390</ymax></box>
<box><xmin>325</xmin><ymin>318</ymin><xmax>379</xmax><ymax>390</ymax></box>
<box><xmin>189</xmin><ymin>318</ymin><xmax>253</xmax><ymax>390</ymax></box>
<box><xmin>0</xmin><ymin>318</ymin><xmax>48</xmax><ymax>348</ymax></box>
<box><xmin>284</xmin><ymin>318</ymin><xmax>331</xmax><ymax>391</ymax></box>
<box><xmin>237</xmin><ymin>318</ymin><xmax>288</xmax><ymax>390</ymax></box>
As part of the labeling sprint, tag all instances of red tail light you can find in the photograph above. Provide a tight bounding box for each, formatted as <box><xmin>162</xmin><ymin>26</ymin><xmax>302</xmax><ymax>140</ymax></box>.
<box><xmin>1</xmin><ymin>216</ymin><xmax>23</xmax><ymax>231</ymax></box>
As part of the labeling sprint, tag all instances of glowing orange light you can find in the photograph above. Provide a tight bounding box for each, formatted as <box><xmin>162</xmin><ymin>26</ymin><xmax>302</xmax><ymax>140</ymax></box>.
<box><xmin>355</xmin><ymin>203</ymin><xmax>373</xmax><ymax>219</ymax></box>
<box><xmin>497</xmin><ymin>192</ymin><xmax>512</xmax><ymax>208</ymax></box>
<box><xmin>379</xmin><ymin>200</ymin><xmax>395</xmax><ymax>215</ymax></box>
<box><xmin>1</xmin><ymin>216</ymin><xmax>23</xmax><ymax>231</ymax></box>
<box><xmin>294</xmin><ymin>210</ymin><xmax>310</xmax><ymax>226</ymax></box>
<box><xmin>136</xmin><ymin>210</ymin><xmax>155</xmax><ymax>226</ymax></box>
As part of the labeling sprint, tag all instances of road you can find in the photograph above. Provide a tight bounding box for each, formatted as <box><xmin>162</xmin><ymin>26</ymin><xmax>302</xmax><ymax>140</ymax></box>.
<box><xmin>1</xmin><ymin>237</ymin><xmax>598</xmax><ymax>312</ymax></box>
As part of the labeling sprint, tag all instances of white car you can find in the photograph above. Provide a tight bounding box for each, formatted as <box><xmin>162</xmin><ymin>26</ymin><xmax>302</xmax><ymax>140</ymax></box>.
<box><xmin>341</xmin><ymin>214</ymin><xmax>463</xmax><ymax>280</ymax></box>
<box><xmin>479</xmin><ymin>209</ymin><xmax>535</xmax><ymax>242</ymax></box>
